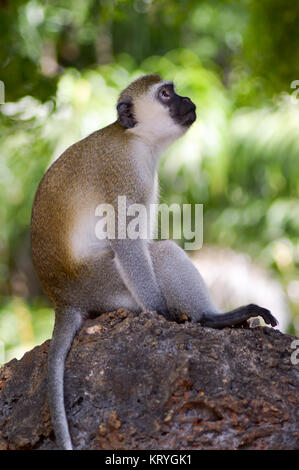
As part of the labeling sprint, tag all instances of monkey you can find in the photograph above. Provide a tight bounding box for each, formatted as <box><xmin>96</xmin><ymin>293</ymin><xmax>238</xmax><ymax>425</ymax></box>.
<box><xmin>30</xmin><ymin>74</ymin><xmax>277</xmax><ymax>450</ymax></box>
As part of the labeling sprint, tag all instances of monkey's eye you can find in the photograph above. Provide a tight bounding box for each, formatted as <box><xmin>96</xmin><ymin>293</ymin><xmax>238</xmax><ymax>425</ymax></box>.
<box><xmin>159</xmin><ymin>87</ymin><xmax>172</xmax><ymax>101</ymax></box>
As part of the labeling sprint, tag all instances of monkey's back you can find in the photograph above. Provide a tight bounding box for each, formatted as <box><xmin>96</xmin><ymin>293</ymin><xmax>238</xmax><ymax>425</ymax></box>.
<box><xmin>31</xmin><ymin>122</ymin><xmax>135</xmax><ymax>304</ymax></box>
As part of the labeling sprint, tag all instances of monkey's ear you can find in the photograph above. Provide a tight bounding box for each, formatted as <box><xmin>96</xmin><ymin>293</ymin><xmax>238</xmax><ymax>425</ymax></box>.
<box><xmin>117</xmin><ymin>98</ymin><xmax>137</xmax><ymax>128</ymax></box>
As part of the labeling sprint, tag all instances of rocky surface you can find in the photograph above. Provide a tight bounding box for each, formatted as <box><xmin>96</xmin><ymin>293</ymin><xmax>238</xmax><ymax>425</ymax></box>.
<box><xmin>0</xmin><ymin>309</ymin><xmax>298</xmax><ymax>450</ymax></box>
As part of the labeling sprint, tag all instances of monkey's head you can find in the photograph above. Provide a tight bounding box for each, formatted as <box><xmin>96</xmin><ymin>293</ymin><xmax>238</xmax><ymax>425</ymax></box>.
<box><xmin>117</xmin><ymin>74</ymin><xmax>196</xmax><ymax>147</ymax></box>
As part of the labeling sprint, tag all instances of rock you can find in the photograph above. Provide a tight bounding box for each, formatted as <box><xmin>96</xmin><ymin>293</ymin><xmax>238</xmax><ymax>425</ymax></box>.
<box><xmin>0</xmin><ymin>309</ymin><xmax>298</xmax><ymax>450</ymax></box>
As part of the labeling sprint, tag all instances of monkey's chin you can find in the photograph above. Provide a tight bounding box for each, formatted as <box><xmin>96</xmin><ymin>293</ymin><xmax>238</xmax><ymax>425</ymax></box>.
<box><xmin>181</xmin><ymin>110</ymin><xmax>196</xmax><ymax>127</ymax></box>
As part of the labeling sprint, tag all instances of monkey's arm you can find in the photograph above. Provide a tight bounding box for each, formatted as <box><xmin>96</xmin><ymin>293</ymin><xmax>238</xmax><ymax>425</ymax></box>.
<box><xmin>110</xmin><ymin>239</ymin><xmax>168</xmax><ymax>316</ymax></box>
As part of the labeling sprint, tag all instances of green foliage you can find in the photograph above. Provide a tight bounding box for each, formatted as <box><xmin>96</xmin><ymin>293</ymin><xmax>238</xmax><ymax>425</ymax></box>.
<box><xmin>0</xmin><ymin>297</ymin><xmax>54</xmax><ymax>363</ymax></box>
<box><xmin>0</xmin><ymin>0</ymin><xmax>298</xmax><ymax>361</ymax></box>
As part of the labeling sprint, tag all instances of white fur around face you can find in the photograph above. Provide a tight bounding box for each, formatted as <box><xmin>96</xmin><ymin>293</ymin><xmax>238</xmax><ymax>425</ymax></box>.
<box><xmin>128</xmin><ymin>82</ymin><xmax>186</xmax><ymax>153</ymax></box>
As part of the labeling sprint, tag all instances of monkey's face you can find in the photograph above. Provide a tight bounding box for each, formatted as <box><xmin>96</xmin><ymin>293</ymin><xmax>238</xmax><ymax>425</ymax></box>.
<box><xmin>117</xmin><ymin>76</ymin><xmax>196</xmax><ymax>149</ymax></box>
<box><xmin>156</xmin><ymin>82</ymin><xmax>196</xmax><ymax>128</ymax></box>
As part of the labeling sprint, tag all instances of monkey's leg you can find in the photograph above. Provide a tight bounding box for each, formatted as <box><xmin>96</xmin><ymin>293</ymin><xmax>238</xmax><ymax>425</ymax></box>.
<box><xmin>48</xmin><ymin>306</ymin><xmax>84</xmax><ymax>450</ymax></box>
<box><xmin>149</xmin><ymin>241</ymin><xmax>277</xmax><ymax>328</ymax></box>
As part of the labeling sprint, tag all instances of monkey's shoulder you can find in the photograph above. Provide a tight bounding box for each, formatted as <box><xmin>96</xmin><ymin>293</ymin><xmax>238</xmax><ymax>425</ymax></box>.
<box><xmin>35</xmin><ymin>123</ymin><xmax>129</xmax><ymax>190</ymax></box>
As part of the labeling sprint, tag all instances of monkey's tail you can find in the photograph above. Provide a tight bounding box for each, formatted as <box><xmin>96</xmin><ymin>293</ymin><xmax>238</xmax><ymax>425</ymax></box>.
<box><xmin>48</xmin><ymin>306</ymin><xmax>83</xmax><ymax>450</ymax></box>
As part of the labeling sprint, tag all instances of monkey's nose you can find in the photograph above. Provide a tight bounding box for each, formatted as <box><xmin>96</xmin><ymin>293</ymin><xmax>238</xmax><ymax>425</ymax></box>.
<box><xmin>182</xmin><ymin>97</ymin><xmax>196</xmax><ymax>112</ymax></box>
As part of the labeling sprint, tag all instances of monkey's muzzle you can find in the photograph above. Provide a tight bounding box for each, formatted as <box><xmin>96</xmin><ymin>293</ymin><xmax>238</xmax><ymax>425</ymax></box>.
<box><xmin>179</xmin><ymin>97</ymin><xmax>196</xmax><ymax>127</ymax></box>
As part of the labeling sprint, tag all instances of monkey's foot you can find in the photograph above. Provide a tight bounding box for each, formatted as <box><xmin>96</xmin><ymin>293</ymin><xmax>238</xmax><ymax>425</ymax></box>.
<box><xmin>200</xmin><ymin>304</ymin><xmax>278</xmax><ymax>329</ymax></box>
<box><xmin>251</xmin><ymin>305</ymin><xmax>278</xmax><ymax>327</ymax></box>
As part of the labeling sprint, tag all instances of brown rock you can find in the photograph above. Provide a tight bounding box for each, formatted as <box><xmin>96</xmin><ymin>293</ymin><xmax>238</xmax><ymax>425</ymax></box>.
<box><xmin>0</xmin><ymin>309</ymin><xmax>298</xmax><ymax>450</ymax></box>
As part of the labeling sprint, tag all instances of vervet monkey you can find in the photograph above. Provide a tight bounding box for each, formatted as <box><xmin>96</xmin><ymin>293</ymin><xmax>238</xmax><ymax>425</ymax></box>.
<box><xmin>31</xmin><ymin>74</ymin><xmax>277</xmax><ymax>450</ymax></box>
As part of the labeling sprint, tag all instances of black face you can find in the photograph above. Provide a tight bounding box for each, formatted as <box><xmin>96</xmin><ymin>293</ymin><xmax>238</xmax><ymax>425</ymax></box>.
<box><xmin>157</xmin><ymin>83</ymin><xmax>196</xmax><ymax>127</ymax></box>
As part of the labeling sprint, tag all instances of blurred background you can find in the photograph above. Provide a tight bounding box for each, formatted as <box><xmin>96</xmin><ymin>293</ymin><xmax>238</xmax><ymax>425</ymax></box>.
<box><xmin>0</xmin><ymin>0</ymin><xmax>299</xmax><ymax>363</ymax></box>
